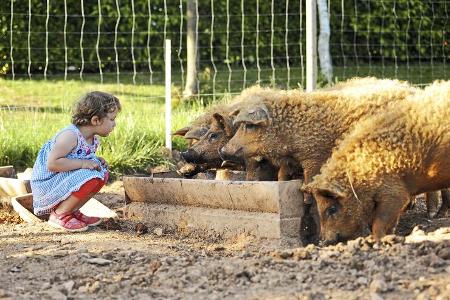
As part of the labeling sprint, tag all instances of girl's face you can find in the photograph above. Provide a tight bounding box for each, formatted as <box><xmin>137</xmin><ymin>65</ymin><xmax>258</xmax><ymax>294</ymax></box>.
<box><xmin>95</xmin><ymin>108</ymin><xmax>118</xmax><ymax>137</ymax></box>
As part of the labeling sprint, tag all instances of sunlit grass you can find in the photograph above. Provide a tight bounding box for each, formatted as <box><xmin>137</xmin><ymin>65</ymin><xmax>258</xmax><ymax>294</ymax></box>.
<box><xmin>0</xmin><ymin>78</ymin><xmax>208</xmax><ymax>175</ymax></box>
<box><xmin>1</xmin><ymin>63</ymin><xmax>447</xmax><ymax>175</ymax></box>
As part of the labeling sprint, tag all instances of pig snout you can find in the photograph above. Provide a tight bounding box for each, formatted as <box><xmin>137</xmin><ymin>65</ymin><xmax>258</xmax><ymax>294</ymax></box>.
<box><xmin>180</xmin><ymin>149</ymin><xmax>201</xmax><ymax>163</ymax></box>
<box><xmin>219</xmin><ymin>146</ymin><xmax>244</xmax><ymax>163</ymax></box>
<box><xmin>320</xmin><ymin>233</ymin><xmax>345</xmax><ymax>246</ymax></box>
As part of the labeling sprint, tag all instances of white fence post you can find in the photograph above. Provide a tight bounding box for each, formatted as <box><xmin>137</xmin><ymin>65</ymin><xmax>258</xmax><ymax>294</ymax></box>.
<box><xmin>165</xmin><ymin>39</ymin><xmax>172</xmax><ymax>152</ymax></box>
<box><xmin>306</xmin><ymin>0</ymin><xmax>317</xmax><ymax>92</ymax></box>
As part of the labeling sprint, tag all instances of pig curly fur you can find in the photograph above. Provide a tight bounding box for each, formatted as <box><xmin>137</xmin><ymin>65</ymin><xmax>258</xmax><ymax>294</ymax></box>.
<box><xmin>229</xmin><ymin>77</ymin><xmax>417</xmax><ymax>176</ymax></box>
<box><xmin>309</xmin><ymin>80</ymin><xmax>450</xmax><ymax>194</ymax></box>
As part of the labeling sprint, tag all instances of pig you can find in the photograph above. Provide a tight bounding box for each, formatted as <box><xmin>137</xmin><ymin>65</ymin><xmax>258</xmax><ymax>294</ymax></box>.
<box><xmin>220</xmin><ymin>78</ymin><xmax>417</xmax><ymax>241</ymax></box>
<box><xmin>173</xmin><ymin>103</ymin><xmax>235</xmax><ymax>176</ymax></box>
<box><xmin>173</xmin><ymin>104</ymin><xmax>231</xmax><ymax>144</ymax></box>
<box><xmin>302</xmin><ymin>80</ymin><xmax>450</xmax><ymax>243</ymax></box>
<box><xmin>179</xmin><ymin>86</ymin><xmax>303</xmax><ymax>181</ymax></box>
<box><xmin>221</xmin><ymin>78</ymin><xmax>416</xmax><ymax>187</ymax></box>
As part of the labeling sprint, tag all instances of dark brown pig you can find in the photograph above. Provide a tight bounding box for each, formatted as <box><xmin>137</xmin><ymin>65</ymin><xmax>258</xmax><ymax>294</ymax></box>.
<box><xmin>179</xmin><ymin>86</ymin><xmax>303</xmax><ymax>181</ymax></box>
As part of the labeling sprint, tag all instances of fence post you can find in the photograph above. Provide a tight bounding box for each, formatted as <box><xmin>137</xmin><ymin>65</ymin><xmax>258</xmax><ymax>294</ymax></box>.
<box><xmin>306</xmin><ymin>0</ymin><xmax>317</xmax><ymax>92</ymax></box>
<box><xmin>165</xmin><ymin>39</ymin><xmax>172</xmax><ymax>153</ymax></box>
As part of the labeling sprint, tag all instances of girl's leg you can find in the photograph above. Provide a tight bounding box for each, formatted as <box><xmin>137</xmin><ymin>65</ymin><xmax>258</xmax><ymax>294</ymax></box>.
<box><xmin>71</xmin><ymin>175</ymin><xmax>108</xmax><ymax>226</ymax></box>
<box><xmin>55</xmin><ymin>194</ymin><xmax>91</xmax><ymax>215</ymax></box>
<box><xmin>48</xmin><ymin>175</ymin><xmax>108</xmax><ymax>231</ymax></box>
<box><xmin>48</xmin><ymin>194</ymin><xmax>90</xmax><ymax>232</ymax></box>
<box><xmin>55</xmin><ymin>178</ymin><xmax>104</xmax><ymax>214</ymax></box>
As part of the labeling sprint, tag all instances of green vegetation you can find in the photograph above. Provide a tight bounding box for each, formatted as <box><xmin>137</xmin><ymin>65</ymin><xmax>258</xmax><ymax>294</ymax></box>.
<box><xmin>1</xmin><ymin>63</ymin><xmax>447</xmax><ymax>176</ymax></box>
<box><xmin>0</xmin><ymin>77</ymin><xmax>208</xmax><ymax>175</ymax></box>
<box><xmin>1</xmin><ymin>0</ymin><xmax>448</xmax><ymax>76</ymax></box>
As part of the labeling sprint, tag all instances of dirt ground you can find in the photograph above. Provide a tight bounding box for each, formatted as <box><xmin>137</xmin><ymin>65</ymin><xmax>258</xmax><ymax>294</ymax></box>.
<box><xmin>1</xmin><ymin>181</ymin><xmax>449</xmax><ymax>300</ymax></box>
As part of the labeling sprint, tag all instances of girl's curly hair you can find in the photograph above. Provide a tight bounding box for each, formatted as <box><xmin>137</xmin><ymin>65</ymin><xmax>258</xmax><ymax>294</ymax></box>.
<box><xmin>72</xmin><ymin>91</ymin><xmax>121</xmax><ymax>126</ymax></box>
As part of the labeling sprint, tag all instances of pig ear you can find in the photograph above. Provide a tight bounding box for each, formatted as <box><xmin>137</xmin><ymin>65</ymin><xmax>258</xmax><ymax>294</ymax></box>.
<box><xmin>300</xmin><ymin>182</ymin><xmax>314</xmax><ymax>194</ymax></box>
<box><xmin>172</xmin><ymin>126</ymin><xmax>191</xmax><ymax>137</ymax></box>
<box><xmin>213</xmin><ymin>113</ymin><xmax>234</xmax><ymax>137</ymax></box>
<box><xmin>316</xmin><ymin>187</ymin><xmax>345</xmax><ymax>201</ymax></box>
<box><xmin>184</xmin><ymin>126</ymin><xmax>209</xmax><ymax>139</ymax></box>
<box><xmin>229</xmin><ymin>108</ymin><xmax>241</xmax><ymax>117</ymax></box>
<box><xmin>233</xmin><ymin>104</ymin><xmax>271</xmax><ymax>126</ymax></box>
<box><xmin>302</xmin><ymin>182</ymin><xmax>344</xmax><ymax>200</ymax></box>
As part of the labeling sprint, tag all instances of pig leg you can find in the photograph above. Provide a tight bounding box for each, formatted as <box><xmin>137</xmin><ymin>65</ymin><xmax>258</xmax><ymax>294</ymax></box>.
<box><xmin>245</xmin><ymin>158</ymin><xmax>277</xmax><ymax>181</ymax></box>
<box><xmin>301</xmin><ymin>160</ymin><xmax>322</xmax><ymax>204</ymax></box>
<box><xmin>425</xmin><ymin>191</ymin><xmax>440</xmax><ymax>218</ymax></box>
<box><xmin>300</xmin><ymin>160</ymin><xmax>323</xmax><ymax>242</ymax></box>
<box><xmin>371</xmin><ymin>188</ymin><xmax>410</xmax><ymax>240</ymax></box>
<box><xmin>277</xmin><ymin>158</ymin><xmax>297</xmax><ymax>181</ymax></box>
<box><xmin>277</xmin><ymin>162</ymin><xmax>291</xmax><ymax>181</ymax></box>
<box><xmin>436</xmin><ymin>189</ymin><xmax>449</xmax><ymax>218</ymax></box>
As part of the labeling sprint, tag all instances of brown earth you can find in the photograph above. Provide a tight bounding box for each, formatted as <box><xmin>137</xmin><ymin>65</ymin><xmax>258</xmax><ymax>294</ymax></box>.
<box><xmin>1</xmin><ymin>180</ymin><xmax>449</xmax><ymax>300</ymax></box>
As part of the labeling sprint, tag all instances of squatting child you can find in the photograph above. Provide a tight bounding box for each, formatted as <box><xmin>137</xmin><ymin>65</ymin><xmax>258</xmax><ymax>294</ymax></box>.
<box><xmin>31</xmin><ymin>91</ymin><xmax>121</xmax><ymax>232</ymax></box>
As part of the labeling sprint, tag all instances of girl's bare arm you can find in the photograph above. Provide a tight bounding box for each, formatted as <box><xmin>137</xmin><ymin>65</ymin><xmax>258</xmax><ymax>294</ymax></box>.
<box><xmin>47</xmin><ymin>131</ymin><xmax>100</xmax><ymax>172</ymax></box>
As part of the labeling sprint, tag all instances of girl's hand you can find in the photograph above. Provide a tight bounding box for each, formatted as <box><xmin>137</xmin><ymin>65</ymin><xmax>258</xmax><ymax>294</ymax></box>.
<box><xmin>81</xmin><ymin>160</ymin><xmax>101</xmax><ymax>171</ymax></box>
<box><xmin>97</xmin><ymin>156</ymin><xmax>109</xmax><ymax>169</ymax></box>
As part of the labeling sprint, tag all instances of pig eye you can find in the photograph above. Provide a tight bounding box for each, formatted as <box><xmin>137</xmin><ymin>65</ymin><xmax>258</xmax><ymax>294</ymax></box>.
<box><xmin>326</xmin><ymin>205</ymin><xmax>339</xmax><ymax>217</ymax></box>
<box><xmin>208</xmin><ymin>132</ymin><xmax>218</xmax><ymax>141</ymax></box>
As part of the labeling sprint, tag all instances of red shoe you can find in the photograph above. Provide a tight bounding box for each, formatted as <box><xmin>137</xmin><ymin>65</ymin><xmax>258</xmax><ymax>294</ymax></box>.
<box><xmin>73</xmin><ymin>210</ymin><xmax>102</xmax><ymax>227</ymax></box>
<box><xmin>48</xmin><ymin>210</ymin><xmax>88</xmax><ymax>232</ymax></box>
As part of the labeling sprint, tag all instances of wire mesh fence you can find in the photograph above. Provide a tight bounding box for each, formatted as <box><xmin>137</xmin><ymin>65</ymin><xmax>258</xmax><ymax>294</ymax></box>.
<box><xmin>1</xmin><ymin>0</ymin><xmax>449</xmax><ymax>93</ymax></box>
<box><xmin>0</xmin><ymin>0</ymin><xmax>449</xmax><ymax>170</ymax></box>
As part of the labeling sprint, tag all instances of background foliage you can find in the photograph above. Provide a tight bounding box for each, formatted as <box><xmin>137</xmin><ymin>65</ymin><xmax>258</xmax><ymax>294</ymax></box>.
<box><xmin>1</xmin><ymin>0</ymin><xmax>448</xmax><ymax>75</ymax></box>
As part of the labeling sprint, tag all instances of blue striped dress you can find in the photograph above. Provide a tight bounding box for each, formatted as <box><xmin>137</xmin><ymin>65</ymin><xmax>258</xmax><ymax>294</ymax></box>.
<box><xmin>31</xmin><ymin>124</ymin><xmax>108</xmax><ymax>216</ymax></box>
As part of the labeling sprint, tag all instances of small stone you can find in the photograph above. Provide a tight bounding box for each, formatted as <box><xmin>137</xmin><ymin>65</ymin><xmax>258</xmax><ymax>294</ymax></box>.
<box><xmin>370</xmin><ymin>278</ymin><xmax>388</xmax><ymax>293</ymax></box>
<box><xmin>293</xmin><ymin>249</ymin><xmax>311</xmax><ymax>260</ymax></box>
<box><xmin>62</xmin><ymin>280</ymin><xmax>75</xmax><ymax>293</ymax></box>
<box><xmin>51</xmin><ymin>250</ymin><xmax>68</xmax><ymax>258</ymax></box>
<box><xmin>135</xmin><ymin>223</ymin><xmax>148</xmax><ymax>236</ymax></box>
<box><xmin>153</xmin><ymin>227</ymin><xmax>163</xmax><ymax>236</ymax></box>
<box><xmin>370</xmin><ymin>292</ymin><xmax>384</xmax><ymax>300</ymax></box>
<box><xmin>357</xmin><ymin>277</ymin><xmax>368</xmax><ymax>285</ymax></box>
<box><xmin>9</xmin><ymin>266</ymin><xmax>21</xmax><ymax>273</ymax></box>
<box><xmin>148</xmin><ymin>260</ymin><xmax>162</xmax><ymax>274</ymax></box>
<box><xmin>46</xmin><ymin>289</ymin><xmax>66</xmax><ymax>300</ymax></box>
<box><xmin>75</xmin><ymin>248</ymin><xmax>88</xmax><ymax>254</ymax></box>
<box><xmin>87</xmin><ymin>281</ymin><xmax>100</xmax><ymax>293</ymax></box>
<box><xmin>86</xmin><ymin>258</ymin><xmax>112</xmax><ymax>266</ymax></box>
<box><xmin>30</xmin><ymin>245</ymin><xmax>45</xmax><ymax>251</ymax></box>
<box><xmin>426</xmin><ymin>253</ymin><xmax>446</xmax><ymax>268</ymax></box>
<box><xmin>437</xmin><ymin>247</ymin><xmax>450</xmax><ymax>260</ymax></box>
<box><xmin>271</xmin><ymin>250</ymin><xmax>293</xmax><ymax>260</ymax></box>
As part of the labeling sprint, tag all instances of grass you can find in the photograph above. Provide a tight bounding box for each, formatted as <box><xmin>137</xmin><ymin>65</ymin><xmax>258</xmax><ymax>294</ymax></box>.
<box><xmin>0</xmin><ymin>77</ymin><xmax>209</xmax><ymax>176</ymax></box>
<box><xmin>1</xmin><ymin>63</ymin><xmax>448</xmax><ymax>175</ymax></box>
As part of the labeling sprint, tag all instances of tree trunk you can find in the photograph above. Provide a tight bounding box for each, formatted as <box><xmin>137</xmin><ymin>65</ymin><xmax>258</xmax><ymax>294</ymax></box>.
<box><xmin>183</xmin><ymin>0</ymin><xmax>199</xmax><ymax>98</ymax></box>
<box><xmin>317</xmin><ymin>0</ymin><xmax>333</xmax><ymax>84</ymax></box>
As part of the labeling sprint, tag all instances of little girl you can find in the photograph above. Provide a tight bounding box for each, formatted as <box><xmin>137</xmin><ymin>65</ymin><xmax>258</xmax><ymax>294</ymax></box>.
<box><xmin>31</xmin><ymin>91</ymin><xmax>121</xmax><ymax>232</ymax></box>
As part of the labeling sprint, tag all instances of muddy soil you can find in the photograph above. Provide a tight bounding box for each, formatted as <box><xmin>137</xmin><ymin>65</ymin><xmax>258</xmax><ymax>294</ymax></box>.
<box><xmin>1</xmin><ymin>181</ymin><xmax>449</xmax><ymax>300</ymax></box>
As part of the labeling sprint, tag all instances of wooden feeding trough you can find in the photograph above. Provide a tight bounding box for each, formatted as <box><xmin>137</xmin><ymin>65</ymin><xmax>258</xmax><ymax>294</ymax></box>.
<box><xmin>0</xmin><ymin>166</ymin><xmax>32</xmax><ymax>208</ymax></box>
<box><xmin>123</xmin><ymin>173</ymin><xmax>305</xmax><ymax>246</ymax></box>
